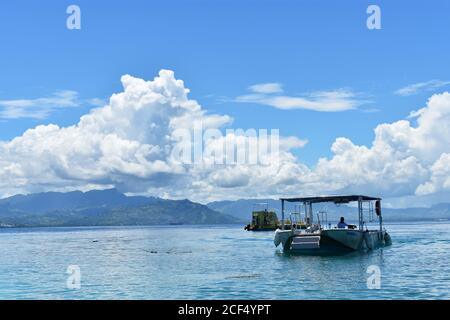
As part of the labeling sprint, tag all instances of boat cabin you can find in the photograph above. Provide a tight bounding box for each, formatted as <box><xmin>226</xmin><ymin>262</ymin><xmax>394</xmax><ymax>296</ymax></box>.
<box><xmin>274</xmin><ymin>195</ymin><xmax>392</xmax><ymax>254</ymax></box>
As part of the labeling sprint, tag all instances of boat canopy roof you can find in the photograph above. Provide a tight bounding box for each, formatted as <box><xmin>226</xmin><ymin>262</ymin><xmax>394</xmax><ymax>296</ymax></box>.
<box><xmin>280</xmin><ymin>195</ymin><xmax>381</xmax><ymax>204</ymax></box>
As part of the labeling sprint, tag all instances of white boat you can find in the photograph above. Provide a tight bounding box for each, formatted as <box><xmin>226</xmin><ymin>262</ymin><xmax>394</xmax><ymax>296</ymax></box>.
<box><xmin>274</xmin><ymin>195</ymin><xmax>392</xmax><ymax>254</ymax></box>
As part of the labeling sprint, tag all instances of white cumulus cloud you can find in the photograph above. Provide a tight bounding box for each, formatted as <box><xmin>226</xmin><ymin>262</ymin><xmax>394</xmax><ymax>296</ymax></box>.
<box><xmin>306</xmin><ymin>92</ymin><xmax>450</xmax><ymax>202</ymax></box>
<box><xmin>0</xmin><ymin>70</ymin><xmax>305</xmax><ymax>201</ymax></box>
<box><xmin>0</xmin><ymin>70</ymin><xmax>449</xmax><ymax>205</ymax></box>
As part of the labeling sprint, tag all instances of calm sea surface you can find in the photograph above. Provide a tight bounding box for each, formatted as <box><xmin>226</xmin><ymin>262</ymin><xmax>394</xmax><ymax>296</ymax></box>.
<box><xmin>0</xmin><ymin>222</ymin><xmax>449</xmax><ymax>299</ymax></box>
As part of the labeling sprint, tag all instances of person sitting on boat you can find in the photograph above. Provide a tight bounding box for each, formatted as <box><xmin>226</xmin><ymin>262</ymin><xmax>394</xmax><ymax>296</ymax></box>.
<box><xmin>337</xmin><ymin>217</ymin><xmax>348</xmax><ymax>229</ymax></box>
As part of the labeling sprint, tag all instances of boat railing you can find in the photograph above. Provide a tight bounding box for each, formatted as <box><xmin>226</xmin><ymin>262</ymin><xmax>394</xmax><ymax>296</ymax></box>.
<box><xmin>317</xmin><ymin>211</ymin><xmax>329</xmax><ymax>229</ymax></box>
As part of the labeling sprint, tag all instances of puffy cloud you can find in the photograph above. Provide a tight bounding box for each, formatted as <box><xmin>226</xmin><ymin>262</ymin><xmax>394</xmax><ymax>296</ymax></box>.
<box><xmin>0</xmin><ymin>70</ymin><xmax>305</xmax><ymax>201</ymax></box>
<box><xmin>0</xmin><ymin>70</ymin><xmax>449</xmax><ymax>205</ymax></box>
<box><xmin>416</xmin><ymin>153</ymin><xmax>450</xmax><ymax>196</ymax></box>
<box><xmin>306</xmin><ymin>92</ymin><xmax>450</xmax><ymax>201</ymax></box>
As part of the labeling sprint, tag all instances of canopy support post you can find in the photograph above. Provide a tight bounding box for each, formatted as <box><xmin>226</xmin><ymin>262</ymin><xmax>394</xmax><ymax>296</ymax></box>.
<box><xmin>379</xmin><ymin>201</ymin><xmax>383</xmax><ymax>233</ymax></box>
<box><xmin>358</xmin><ymin>196</ymin><xmax>363</xmax><ymax>231</ymax></box>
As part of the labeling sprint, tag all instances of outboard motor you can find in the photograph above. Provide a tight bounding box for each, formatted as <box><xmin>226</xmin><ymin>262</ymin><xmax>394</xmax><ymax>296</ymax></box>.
<box><xmin>384</xmin><ymin>232</ymin><xmax>392</xmax><ymax>246</ymax></box>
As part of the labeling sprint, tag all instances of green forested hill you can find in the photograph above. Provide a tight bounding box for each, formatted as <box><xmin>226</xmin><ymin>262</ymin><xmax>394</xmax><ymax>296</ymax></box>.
<box><xmin>0</xmin><ymin>190</ymin><xmax>241</xmax><ymax>227</ymax></box>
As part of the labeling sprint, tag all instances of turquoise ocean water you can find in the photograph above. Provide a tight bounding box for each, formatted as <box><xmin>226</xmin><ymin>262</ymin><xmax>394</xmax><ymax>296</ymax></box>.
<box><xmin>0</xmin><ymin>222</ymin><xmax>449</xmax><ymax>299</ymax></box>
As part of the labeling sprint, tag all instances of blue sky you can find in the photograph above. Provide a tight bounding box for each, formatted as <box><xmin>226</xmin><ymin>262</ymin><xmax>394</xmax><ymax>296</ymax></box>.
<box><xmin>0</xmin><ymin>1</ymin><xmax>450</xmax><ymax>205</ymax></box>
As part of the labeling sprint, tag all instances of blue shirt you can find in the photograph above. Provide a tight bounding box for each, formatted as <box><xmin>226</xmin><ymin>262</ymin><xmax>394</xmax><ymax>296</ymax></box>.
<box><xmin>337</xmin><ymin>222</ymin><xmax>348</xmax><ymax>229</ymax></box>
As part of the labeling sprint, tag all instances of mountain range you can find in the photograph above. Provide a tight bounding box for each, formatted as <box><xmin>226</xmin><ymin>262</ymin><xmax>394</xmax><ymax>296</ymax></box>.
<box><xmin>1</xmin><ymin>190</ymin><xmax>449</xmax><ymax>228</ymax></box>
<box><xmin>0</xmin><ymin>189</ymin><xmax>241</xmax><ymax>227</ymax></box>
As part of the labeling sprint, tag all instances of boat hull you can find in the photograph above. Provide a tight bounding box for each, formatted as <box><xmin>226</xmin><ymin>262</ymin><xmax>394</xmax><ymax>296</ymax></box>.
<box><xmin>248</xmin><ymin>227</ymin><xmax>278</xmax><ymax>231</ymax></box>
<box><xmin>274</xmin><ymin>228</ymin><xmax>391</xmax><ymax>255</ymax></box>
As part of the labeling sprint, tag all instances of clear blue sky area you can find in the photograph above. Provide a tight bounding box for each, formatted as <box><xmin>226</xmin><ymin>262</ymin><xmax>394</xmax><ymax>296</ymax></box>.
<box><xmin>1</xmin><ymin>0</ymin><xmax>449</xmax><ymax>165</ymax></box>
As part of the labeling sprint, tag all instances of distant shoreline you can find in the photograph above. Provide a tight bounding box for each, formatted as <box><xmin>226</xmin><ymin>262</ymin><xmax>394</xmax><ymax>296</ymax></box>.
<box><xmin>0</xmin><ymin>222</ymin><xmax>245</xmax><ymax>229</ymax></box>
<box><xmin>1</xmin><ymin>219</ymin><xmax>448</xmax><ymax>230</ymax></box>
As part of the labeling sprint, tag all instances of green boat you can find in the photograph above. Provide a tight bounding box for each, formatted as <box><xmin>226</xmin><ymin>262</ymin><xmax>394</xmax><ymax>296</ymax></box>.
<box><xmin>244</xmin><ymin>203</ymin><xmax>280</xmax><ymax>231</ymax></box>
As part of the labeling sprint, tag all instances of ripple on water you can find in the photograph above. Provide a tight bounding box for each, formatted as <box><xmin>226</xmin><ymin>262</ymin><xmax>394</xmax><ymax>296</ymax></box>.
<box><xmin>0</xmin><ymin>223</ymin><xmax>449</xmax><ymax>299</ymax></box>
